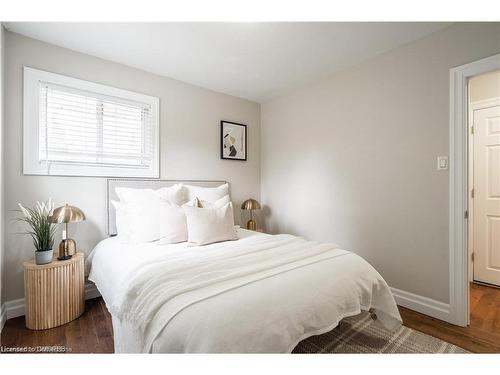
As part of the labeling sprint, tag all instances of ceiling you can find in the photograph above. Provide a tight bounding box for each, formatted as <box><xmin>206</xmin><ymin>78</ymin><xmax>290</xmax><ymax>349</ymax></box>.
<box><xmin>5</xmin><ymin>22</ymin><xmax>451</xmax><ymax>102</ymax></box>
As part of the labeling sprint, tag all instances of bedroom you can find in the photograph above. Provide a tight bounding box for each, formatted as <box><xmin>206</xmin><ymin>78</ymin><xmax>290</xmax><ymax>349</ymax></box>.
<box><xmin>1</xmin><ymin>0</ymin><xmax>500</xmax><ymax>372</ymax></box>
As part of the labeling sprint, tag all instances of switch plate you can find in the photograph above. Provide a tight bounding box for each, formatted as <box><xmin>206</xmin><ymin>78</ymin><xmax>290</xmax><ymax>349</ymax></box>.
<box><xmin>437</xmin><ymin>156</ymin><xmax>448</xmax><ymax>171</ymax></box>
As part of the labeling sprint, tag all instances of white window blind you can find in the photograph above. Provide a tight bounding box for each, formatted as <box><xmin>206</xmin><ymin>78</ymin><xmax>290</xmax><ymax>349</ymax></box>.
<box><xmin>39</xmin><ymin>82</ymin><xmax>154</xmax><ymax>169</ymax></box>
<box><xmin>23</xmin><ymin>67</ymin><xmax>159</xmax><ymax>178</ymax></box>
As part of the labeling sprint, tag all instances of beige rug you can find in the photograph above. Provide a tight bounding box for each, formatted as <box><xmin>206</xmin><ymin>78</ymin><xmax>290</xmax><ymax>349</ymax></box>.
<box><xmin>293</xmin><ymin>312</ymin><xmax>468</xmax><ymax>353</ymax></box>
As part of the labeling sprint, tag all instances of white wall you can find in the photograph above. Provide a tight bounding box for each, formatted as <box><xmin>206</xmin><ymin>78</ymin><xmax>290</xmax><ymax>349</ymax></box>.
<box><xmin>3</xmin><ymin>23</ymin><xmax>499</xmax><ymax>311</ymax></box>
<box><xmin>3</xmin><ymin>31</ymin><xmax>261</xmax><ymax>301</ymax></box>
<box><xmin>261</xmin><ymin>22</ymin><xmax>500</xmax><ymax>303</ymax></box>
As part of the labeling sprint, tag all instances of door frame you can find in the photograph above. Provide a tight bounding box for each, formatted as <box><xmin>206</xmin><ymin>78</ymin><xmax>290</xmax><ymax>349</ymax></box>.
<box><xmin>468</xmin><ymin>97</ymin><xmax>500</xmax><ymax>285</ymax></box>
<box><xmin>449</xmin><ymin>53</ymin><xmax>500</xmax><ymax>326</ymax></box>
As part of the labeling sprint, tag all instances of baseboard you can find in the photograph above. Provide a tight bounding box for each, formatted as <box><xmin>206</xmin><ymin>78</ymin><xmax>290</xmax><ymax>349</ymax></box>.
<box><xmin>391</xmin><ymin>287</ymin><xmax>451</xmax><ymax>322</ymax></box>
<box><xmin>2</xmin><ymin>281</ymin><xmax>101</xmax><ymax>322</ymax></box>
<box><xmin>4</xmin><ymin>298</ymin><xmax>25</xmax><ymax>321</ymax></box>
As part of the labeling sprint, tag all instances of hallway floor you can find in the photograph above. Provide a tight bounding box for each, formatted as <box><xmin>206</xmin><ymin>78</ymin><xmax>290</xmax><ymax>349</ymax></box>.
<box><xmin>401</xmin><ymin>282</ymin><xmax>500</xmax><ymax>352</ymax></box>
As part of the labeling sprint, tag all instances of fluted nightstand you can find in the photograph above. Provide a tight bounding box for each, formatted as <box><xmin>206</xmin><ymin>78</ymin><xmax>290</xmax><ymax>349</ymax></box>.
<box><xmin>23</xmin><ymin>253</ymin><xmax>85</xmax><ymax>330</ymax></box>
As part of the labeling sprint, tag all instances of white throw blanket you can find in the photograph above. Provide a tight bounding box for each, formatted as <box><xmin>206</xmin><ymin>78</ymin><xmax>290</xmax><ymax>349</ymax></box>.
<box><xmin>105</xmin><ymin>233</ymin><xmax>401</xmax><ymax>353</ymax></box>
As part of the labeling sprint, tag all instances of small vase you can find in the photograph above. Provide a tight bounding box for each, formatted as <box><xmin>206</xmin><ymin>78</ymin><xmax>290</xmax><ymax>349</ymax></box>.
<box><xmin>35</xmin><ymin>248</ymin><xmax>53</xmax><ymax>265</ymax></box>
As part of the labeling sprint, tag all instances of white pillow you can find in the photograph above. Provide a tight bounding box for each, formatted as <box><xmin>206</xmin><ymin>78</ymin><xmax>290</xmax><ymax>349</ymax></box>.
<box><xmin>157</xmin><ymin>199</ymin><xmax>198</xmax><ymax>245</ymax></box>
<box><xmin>125</xmin><ymin>198</ymin><xmax>161</xmax><ymax>244</ymax></box>
<box><xmin>185</xmin><ymin>197</ymin><xmax>202</xmax><ymax>207</ymax></box>
<box><xmin>184</xmin><ymin>183</ymin><xmax>229</xmax><ymax>203</ymax></box>
<box><xmin>157</xmin><ymin>184</ymin><xmax>188</xmax><ymax>206</ymax></box>
<box><xmin>157</xmin><ymin>200</ymin><xmax>186</xmax><ymax>244</ymax></box>
<box><xmin>198</xmin><ymin>194</ymin><xmax>230</xmax><ymax>209</ymax></box>
<box><xmin>111</xmin><ymin>200</ymin><xmax>130</xmax><ymax>242</ymax></box>
<box><xmin>115</xmin><ymin>187</ymin><xmax>157</xmax><ymax>204</ymax></box>
<box><xmin>116</xmin><ymin>184</ymin><xmax>186</xmax><ymax>205</ymax></box>
<box><xmin>184</xmin><ymin>202</ymin><xmax>238</xmax><ymax>246</ymax></box>
<box><xmin>114</xmin><ymin>185</ymin><xmax>189</xmax><ymax>244</ymax></box>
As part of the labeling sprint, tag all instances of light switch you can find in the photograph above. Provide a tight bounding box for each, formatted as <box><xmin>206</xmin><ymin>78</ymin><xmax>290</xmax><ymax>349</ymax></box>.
<box><xmin>437</xmin><ymin>156</ymin><xmax>448</xmax><ymax>171</ymax></box>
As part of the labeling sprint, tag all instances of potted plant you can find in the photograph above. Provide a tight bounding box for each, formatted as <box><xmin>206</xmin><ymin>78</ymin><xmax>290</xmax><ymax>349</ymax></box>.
<box><xmin>18</xmin><ymin>198</ymin><xmax>58</xmax><ymax>265</ymax></box>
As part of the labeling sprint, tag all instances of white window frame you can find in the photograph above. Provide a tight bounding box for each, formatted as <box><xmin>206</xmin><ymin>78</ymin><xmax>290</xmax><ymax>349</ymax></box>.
<box><xmin>23</xmin><ymin>67</ymin><xmax>160</xmax><ymax>178</ymax></box>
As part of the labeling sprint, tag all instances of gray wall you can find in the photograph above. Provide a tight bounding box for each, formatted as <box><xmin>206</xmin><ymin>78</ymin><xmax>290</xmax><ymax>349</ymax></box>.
<box><xmin>261</xmin><ymin>22</ymin><xmax>500</xmax><ymax>303</ymax></box>
<box><xmin>3</xmin><ymin>31</ymin><xmax>261</xmax><ymax>301</ymax></box>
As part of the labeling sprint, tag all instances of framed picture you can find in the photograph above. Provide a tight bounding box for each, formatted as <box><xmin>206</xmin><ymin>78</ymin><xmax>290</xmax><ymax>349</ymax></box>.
<box><xmin>220</xmin><ymin>121</ymin><xmax>247</xmax><ymax>161</ymax></box>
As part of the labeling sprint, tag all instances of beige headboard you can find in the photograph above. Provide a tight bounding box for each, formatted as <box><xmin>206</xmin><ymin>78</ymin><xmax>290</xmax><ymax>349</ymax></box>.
<box><xmin>106</xmin><ymin>178</ymin><xmax>228</xmax><ymax>236</ymax></box>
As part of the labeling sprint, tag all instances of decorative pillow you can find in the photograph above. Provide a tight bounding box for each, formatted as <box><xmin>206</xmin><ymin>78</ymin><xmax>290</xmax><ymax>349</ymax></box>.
<box><xmin>186</xmin><ymin>197</ymin><xmax>202</xmax><ymax>208</ymax></box>
<box><xmin>157</xmin><ymin>199</ymin><xmax>199</xmax><ymax>245</ymax></box>
<box><xmin>156</xmin><ymin>200</ymin><xmax>186</xmax><ymax>244</ymax></box>
<box><xmin>184</xmin><ymin>183</ymin><xmax>229</xmax><ymax>203</ymax></box>
<box><xmin>198</xmin><ymin>194</ymin><xmax>230</xmax><ymax>209</ymax></box>
<box><xmin>184</xmin><ymin>202</ymin><xmax>238</xmax><ymax>246</ymax></box>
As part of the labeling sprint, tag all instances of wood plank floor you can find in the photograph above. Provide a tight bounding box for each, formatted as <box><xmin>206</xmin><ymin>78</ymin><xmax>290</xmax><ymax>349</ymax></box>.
<box><xmin>1</xmin><ymin>298</ymin><xmax>114</xmax><ymax>353</ymax></box>
<box><xmin>1</xmin><ymin>283</ymin><xmax>499</xmax><ymax>353</ymax></box>
<box><xmin>400</xmin><ymin>283</ymin><xmax>500</xmax><ymax>353</ymax></box>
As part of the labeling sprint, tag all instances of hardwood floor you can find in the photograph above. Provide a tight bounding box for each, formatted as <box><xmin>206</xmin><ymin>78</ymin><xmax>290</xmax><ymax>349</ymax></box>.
<box><xmin>400</xmin><ymin>283</ymin><xmax>500</xmax><ymax>353</ymax></box>
<box><xmin>1</xmin><ymin>298</ymin><xmax>114</xmax><ymax>353</ymax></box>
<box><xmin>1</xmin><ymin>283</ymin><xmax>499</xmax><ymax>353</ymax></box>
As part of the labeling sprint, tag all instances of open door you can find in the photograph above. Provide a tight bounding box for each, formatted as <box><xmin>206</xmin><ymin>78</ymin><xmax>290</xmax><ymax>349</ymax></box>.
<box><xmin>472</xmin><ymin>102</ymin><xmax>500</xmax><ymax>286</ymax></box>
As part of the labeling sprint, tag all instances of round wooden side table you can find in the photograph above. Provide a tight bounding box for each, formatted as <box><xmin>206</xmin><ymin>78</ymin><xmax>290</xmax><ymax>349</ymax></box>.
<box><xmin>23</xmin><ymin>252</ymin><xmax>85</xmax><ymax>330</ymax></box>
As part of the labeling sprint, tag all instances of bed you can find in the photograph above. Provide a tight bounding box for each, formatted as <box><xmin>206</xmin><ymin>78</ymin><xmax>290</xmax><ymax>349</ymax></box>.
<box><xmin>88</xmin><ymin>179</ymin><xmax>402</xmax><ymax>353</ymax></box>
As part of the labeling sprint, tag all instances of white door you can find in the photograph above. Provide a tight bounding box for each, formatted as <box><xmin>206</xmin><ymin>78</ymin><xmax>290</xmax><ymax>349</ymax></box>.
<box><xmin>473</xmin><ymin>103</ymin><xmax>500</xmax><ymax>286</ymax></box>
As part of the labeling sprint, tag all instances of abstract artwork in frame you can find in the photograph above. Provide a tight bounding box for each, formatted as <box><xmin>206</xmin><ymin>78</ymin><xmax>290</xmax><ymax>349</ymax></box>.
<box><xmin>220</xmin><ymin>121</ymin><xmax>247</xmax><ymax>161</ymax></box>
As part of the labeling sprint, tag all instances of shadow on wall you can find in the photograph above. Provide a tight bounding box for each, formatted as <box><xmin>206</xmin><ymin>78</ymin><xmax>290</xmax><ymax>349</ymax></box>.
<box><xmin>260</xmin><ymin>205</ymin><xmax>276</xmax><ymax>234</ymax></box>
<box><xmin>238</xmin><ymin>205</ymin><xmax>269</xmax><ymax>233</ymax></box>
<box><xmin>260</xmin><ymin>203</ymin><xmax>321</xmax><ymax>241</ymax></box>
<box><xmin>71</xmin><ymin>219</ymin><xmax>101</xmax><ymax>275</ymax></box>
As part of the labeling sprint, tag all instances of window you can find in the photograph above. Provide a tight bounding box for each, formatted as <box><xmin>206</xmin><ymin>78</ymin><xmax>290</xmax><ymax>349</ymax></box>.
<box><xmin>24</xmin><ymin>67</ymin><xmax>159</xmax><ymax>177</ymax></box>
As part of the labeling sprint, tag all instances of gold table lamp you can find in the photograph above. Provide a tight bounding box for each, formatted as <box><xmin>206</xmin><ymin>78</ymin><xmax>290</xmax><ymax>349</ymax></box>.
<box><xmin>241</xmin><ymin>198</ymin><xmax>261</xmax><ymax>231</ymax></box>
<box><xmin>50</xmin><ymin>204</ymin><xmax>86</xmax><ymax>260</ymax></box>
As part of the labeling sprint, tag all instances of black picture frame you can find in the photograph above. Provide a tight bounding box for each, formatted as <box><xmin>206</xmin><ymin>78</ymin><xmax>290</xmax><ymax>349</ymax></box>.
<box><xmin>220</xmin><ymin>121</ymin><xmax>247</xmax><ymax>161</ymax></box>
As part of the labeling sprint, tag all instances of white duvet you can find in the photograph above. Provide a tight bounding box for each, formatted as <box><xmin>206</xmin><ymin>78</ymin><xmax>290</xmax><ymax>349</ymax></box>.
<box><xmin>88</xmin><ymin>229</ymin><xmax>401</xmax><ymax>353</ymax></box>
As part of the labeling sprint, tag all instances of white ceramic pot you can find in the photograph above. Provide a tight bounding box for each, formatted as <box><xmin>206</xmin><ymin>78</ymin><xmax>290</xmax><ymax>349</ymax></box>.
<box><xmin>35</xmin><ymin>249</ymin><xmax>53</xmax><ymax>265</ymax></box>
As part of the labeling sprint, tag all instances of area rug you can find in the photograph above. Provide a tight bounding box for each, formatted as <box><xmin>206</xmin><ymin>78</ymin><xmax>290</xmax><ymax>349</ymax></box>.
<box><xmin>293</xmin><ymin>312</ymin><xmax>468</xmax><ymax>353</ymax></box>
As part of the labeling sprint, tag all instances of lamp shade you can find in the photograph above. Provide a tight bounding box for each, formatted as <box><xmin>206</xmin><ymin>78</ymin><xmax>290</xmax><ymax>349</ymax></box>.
<box><xmin>241</xmin><ymin>198</ymin><xmax>261</xmax><ymax>210</ymax></box>
<box><xmin>50</xmin><ymin>204</ymin><xmax>86</xmax><ymax>224</ymax></box>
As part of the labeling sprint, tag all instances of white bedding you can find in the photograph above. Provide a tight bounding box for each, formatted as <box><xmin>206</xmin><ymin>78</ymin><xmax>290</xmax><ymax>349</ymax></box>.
<box><xmin>88</xmin><ymin>228</ymin><xmax>401</xmax><ymax>353</ymax></box>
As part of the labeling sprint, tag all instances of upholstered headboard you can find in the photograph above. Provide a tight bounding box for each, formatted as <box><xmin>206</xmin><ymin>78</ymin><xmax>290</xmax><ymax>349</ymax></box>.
<box><xmin>106</xmin><ymin>179</ymin><xmax>228</xmax><ymax>236</ymax></box>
